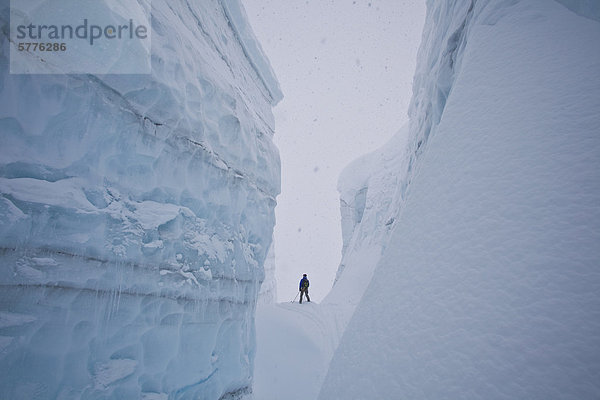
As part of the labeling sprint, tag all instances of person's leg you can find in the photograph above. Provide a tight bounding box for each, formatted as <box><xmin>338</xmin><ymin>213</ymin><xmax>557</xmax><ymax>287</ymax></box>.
<box><xmin>299</xmin><ymin>290</ymin><xmax>304</xmax><ymax>304</ymax></box>
<box><xmin>306</xmin><ymin>290</ymin><xmax>310</xmax><ymax>302</ymax></box>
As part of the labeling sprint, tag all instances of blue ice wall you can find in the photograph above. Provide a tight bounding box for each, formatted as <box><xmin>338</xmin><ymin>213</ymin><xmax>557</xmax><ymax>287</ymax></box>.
<box><xmin>0</xmin><ymin>1</ymin><xmax>281</xmax><ymax>398</ymax></box>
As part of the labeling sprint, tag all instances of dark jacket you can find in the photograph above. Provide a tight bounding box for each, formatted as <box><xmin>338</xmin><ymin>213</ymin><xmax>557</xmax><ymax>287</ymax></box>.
<box><xmin>299</xmin><ymin>277</ymin><xmax>309</xmax><ymax>291</ymax></box>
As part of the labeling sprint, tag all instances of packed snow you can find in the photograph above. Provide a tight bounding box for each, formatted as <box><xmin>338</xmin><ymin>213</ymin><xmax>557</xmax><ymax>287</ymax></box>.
<box><xmin>253</xmin><ymin>301</ymin><xmax>340</xmax><ymax>400</ymax></box>
<box><xmin>0</xmin><ymin>0</ymin><xmax>281</xmax><ymax>398</ymax></box>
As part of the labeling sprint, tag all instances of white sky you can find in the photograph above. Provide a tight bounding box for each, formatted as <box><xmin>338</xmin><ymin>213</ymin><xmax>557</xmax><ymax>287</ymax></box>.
<box><xmin>242</xmin><ymin>0</ymin><xmax>426</xmax><ymax>302</ymax></box>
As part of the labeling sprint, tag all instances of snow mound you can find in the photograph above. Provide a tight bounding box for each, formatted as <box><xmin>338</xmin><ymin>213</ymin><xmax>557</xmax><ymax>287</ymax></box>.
<box><xmin>253</xmin><ymin>301</ymin><xmax>343</xmax><ymax>400</ymax></box>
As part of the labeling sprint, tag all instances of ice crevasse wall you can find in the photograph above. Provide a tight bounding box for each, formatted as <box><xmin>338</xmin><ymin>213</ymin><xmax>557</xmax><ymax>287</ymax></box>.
<box><xmin>0</xmin><ymin>0</ymin><xmax>281</xmax><ymax>399</ymax></box>
<box><xmin>323</xmin><ymin>0</ymin><xmax>600</xmax><ymax>399</ymax></box>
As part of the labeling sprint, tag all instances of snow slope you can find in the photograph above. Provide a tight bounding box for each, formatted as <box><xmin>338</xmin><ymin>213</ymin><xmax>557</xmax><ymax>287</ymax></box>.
<box><xmin>253</xmin><ymin>302</ymin><xmax>341</xmax><ymax>400</ymax></box>
<box><xmin>0</xmin><ymin>0</ymin><xmax>280</xmax><ymax>398</ymax></box>
<box><xmin>319</xmin><ymin>0</ymin><xmax>600</xmax><ymax>399</ymax></box>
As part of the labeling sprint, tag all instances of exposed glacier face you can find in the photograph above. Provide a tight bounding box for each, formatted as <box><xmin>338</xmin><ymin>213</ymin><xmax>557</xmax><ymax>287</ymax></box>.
<box><xmin>0</xmin><ymin>0</ymin><xmax>280</xmax><ymax>399</ymax></box>
<box><xmin>257</xmin><ymin>241</ymin><xmax>277</xmax><ymax>305</ymax></box>
<box><xmin>321</xmin><ymin>0</ymin><xmax>600</xmax><ymax>399</ymax></box>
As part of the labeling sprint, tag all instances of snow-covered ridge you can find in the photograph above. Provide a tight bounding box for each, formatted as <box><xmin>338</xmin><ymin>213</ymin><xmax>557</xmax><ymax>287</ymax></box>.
<box><xmin>0</xmin><ymin>0</ymin><xmax>280</xmax><ymax>398</ymax></box>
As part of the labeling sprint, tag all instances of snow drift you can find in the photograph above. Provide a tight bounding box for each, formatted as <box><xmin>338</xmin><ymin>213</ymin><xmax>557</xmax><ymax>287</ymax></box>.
<box><xmin>0</xmin><ymin>0</ymin><xmax>281</xmax><ymax>398</ymax></box>
<box><xmin>320</xmin><ymin>0</ymin><xmax>600</xmax><ymax>399</ymax></box>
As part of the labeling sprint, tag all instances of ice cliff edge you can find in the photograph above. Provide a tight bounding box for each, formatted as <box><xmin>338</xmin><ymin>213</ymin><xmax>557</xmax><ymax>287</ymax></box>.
<box><xmin>0</xmin><ymin>0</ymin><xmax>280</xmax><ymax>399</ymax></box>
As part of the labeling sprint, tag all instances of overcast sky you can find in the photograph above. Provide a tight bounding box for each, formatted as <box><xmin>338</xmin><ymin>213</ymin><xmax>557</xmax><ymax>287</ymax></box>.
<box><xmin>242</xmin><ymin>0</ymin><xmax>426</xmax><ymax>302</ymax></box>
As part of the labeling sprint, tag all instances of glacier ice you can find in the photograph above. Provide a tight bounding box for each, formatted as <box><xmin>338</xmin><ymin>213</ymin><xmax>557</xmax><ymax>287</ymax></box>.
<box><xmin>257</xmin><ymin>241</ymin><xmax>277</xmax><ymax>305</ymax></box>
<box><xmin>0</xmin><ymin>0</ymin><xmax>281</xmax><ymax>398</ymax></box>
<box><xmin>320</xmin><ymin>0</ymin><xmax>600</xmax><ymax>399</ymax></box>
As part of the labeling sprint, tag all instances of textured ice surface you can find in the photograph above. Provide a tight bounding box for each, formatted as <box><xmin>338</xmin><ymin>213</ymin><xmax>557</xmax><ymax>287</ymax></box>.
<box><xmin>320</xmin><ymin>0</ymin><xmax>600</xmax><ymax>399</ymax></box>
<box><xmin>257</xmin><ymin>241</ymin><xmax>277</xmax><ymax>305</ymax></box>
<box><xmin>0</xmin><ymin>0</ymin><xmax>280</xmax><ymax>398</ymax></box>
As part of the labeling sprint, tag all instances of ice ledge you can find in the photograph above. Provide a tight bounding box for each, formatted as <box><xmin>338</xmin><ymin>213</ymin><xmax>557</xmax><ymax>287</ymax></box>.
<box><xmin>221</xmin><ymin>0</ymin><xmax>283</xmax><ymax>104</ymax></box>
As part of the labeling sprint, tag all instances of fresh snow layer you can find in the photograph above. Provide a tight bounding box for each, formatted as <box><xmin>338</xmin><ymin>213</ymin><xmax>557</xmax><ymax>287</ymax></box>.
<box><xmin>253</xmin><ymin>301</ymin><xmax>344</xmax><ymax>400</ymax></box>
<box><xmin>0</xmin><ymin>0</ymin><xmax>280</xmax><ymax>398</ymax></box>
<box><xmin>319</xmin><ymin>0</ymin><xmax>600</xmax><ymax>399</ymax></box>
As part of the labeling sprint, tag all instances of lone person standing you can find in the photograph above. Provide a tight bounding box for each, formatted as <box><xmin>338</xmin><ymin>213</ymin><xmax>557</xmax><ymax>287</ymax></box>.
<box><xmin>299</xmin><ymin>274</ymin><xmax>310</xmax><ymax>304</ymax></box>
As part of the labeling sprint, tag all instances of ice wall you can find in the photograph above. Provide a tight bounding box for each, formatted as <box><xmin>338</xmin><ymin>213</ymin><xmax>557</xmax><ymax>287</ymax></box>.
<box><xmin>321</xmin><ymin>0</ymin><xmax>600</xmax><ymax>398</ymax></box>
<box><xmin>323</xmin><ymin>125</ymin><xmax>409</xmax><ymax>325</ymax></box>
<box><xmin>0</xmin><ymin>0</ymin><xmax>281</xmax><ymax>399</ymax></box>
<box><xmin>257</xmin><ymin>242</ymin><xmax>277</xmax><ymax>305</ymax></box>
